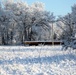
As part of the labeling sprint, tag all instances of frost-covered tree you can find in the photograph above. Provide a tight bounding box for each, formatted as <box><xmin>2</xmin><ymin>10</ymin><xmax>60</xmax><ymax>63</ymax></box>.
<box><xmin>0</xmin><ymin>0</ymin><xmax>55</xmax><ymax>45</ymax></box>
<box><xmin>0</xmin><ymin>6</ymin><xmax>10</xmax><ymax>45</ymax></box>
<box><xmin>3</xmin><ymin>0</ymin><xmax>29</xmax><ymax>44</ymax></box>
<box><xmin>54</xmin><ymin>4</ymin><xmax>76</xmax><ymax>49</ymax></box>
<box><xmin>30</xmin><ymin>12</ymin><xmax>55</xmax><ymax>41</ymax></box>
<box><xmin>71</xmin><ymin>4</ymin><xmax>76</xmax><ymax>37</ymax></box>
<box><xmin>29</xmin><ymin>2</ymin><xmax>55</xmax><ymax>41</ymax></box>
<box><xmin>58</xmin><ymin>14</ymin><xmax>73</xmax><ymax>39</ymax></box>
<box><xmin>59</xmin><ymin>4</ymin><xmax>76</xmax><ymax>40</ymax></box>
<box><xmin>0</xmin><ymin>5</ymin><xmax>3</xmax><ymax>44</ymax></box>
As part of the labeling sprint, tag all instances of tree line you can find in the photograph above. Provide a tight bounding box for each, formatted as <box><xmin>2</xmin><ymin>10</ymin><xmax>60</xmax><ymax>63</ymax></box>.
<box><xmin>0</xmin><ymin>0</ymin><xmax>76</xmax><ymax>45</ymax></box>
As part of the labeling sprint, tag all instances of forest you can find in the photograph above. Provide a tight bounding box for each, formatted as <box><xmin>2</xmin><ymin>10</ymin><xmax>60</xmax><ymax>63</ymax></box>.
<box><xmin>0</xmin><ymin>0</ymin><xmax>76</xmax><ymax>45</ymax></box>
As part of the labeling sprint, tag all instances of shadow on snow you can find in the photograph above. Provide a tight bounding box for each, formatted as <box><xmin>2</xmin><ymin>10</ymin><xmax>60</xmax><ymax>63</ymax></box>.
<box><xmin>0</xmin><ymin>54</ymin><xmax>76</xmax><ymax>65</ymax></box>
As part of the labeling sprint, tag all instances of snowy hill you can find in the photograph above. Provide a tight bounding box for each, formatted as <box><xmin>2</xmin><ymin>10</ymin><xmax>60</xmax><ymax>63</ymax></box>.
<box><xmin>0</xmin><ymin>46</ymin><xmax>76</xmax><ymax>75</ymax></box>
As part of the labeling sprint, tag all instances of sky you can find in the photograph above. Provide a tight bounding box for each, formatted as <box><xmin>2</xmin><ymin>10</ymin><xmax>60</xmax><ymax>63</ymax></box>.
<box><xmin>0</xmin><ymin>0</ymin><xmax>76</xmax><ymax>17</ymax></box>
<box><xmin>23</xmin><ymin>0</ymin><xmax>76</xmax><ymax>16</ymax></box>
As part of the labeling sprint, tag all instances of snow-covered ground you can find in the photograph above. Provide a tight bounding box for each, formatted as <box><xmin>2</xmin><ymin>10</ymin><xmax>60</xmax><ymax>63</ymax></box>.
<box><xmin>0</xmin><ymin>46</ymin><xmax>76</xmax><ymax>75</ymax></box>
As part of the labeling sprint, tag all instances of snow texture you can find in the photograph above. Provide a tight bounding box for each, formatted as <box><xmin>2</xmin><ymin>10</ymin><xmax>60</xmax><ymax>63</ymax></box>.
<box><xmin>0</xmin><ymin>46</ymin><xmax>76</xmax><ymax>75</ymax></box>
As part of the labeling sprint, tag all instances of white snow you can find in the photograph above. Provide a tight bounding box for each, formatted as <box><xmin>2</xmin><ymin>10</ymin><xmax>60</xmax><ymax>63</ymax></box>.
<box><xmin>0</xmin><ymin>46</ymin><xmax>76</xmax><ymax>75</ymax></box>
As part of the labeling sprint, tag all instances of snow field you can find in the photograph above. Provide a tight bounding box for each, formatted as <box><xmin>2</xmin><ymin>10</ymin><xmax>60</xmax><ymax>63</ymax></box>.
<box><xmin>0</xmin><ymin>46</ymin><xmax>76</xmax><ymax>75</ymax></box>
